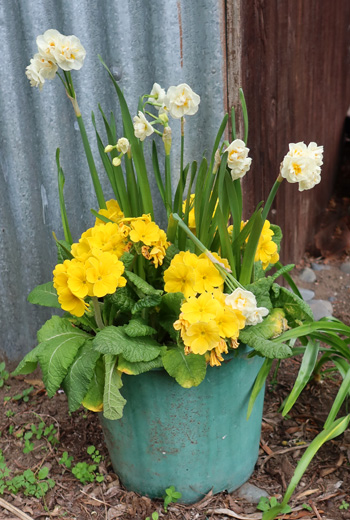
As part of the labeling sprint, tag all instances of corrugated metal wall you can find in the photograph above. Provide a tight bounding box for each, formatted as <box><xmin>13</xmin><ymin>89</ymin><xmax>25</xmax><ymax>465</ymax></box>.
<box><xmin>0</xmin><ymin>0</ymin><xmax>227</xmax><ymax>361</ymax></box>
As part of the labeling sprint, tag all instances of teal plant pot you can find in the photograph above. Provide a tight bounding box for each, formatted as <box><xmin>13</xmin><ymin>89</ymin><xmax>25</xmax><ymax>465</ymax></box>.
<box><xmin>99</xmin><ymin>345</ymin><xmax>265</xmax><ymax>503</ymax></box>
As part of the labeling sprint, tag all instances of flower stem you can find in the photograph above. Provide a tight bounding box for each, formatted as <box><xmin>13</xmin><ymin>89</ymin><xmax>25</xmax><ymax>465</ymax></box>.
<box><xmin>261</xmin><ymin>175</ymin><xmax>284</xmax><ymax>221</ymax></box>
<box><xmin>92</xmin><ymin>297</ymin><xmax>105</xmax><ymax>330</ymax></box>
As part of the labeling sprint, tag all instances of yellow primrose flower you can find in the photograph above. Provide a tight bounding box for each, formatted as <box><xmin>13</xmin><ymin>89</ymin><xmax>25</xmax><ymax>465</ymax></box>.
<box><xmin>255</xmin><ymin>220</ymin><xmax>279</xmax><ymax>269</ymax></box>
<box><xmin>182</xmin><ymin>321</ymin><xmax>220</xmax><ymax>355</ymax></box>
<box><xmin>193</xmin><ymin>258</ymin><xmax>224</xmax><ymax>294</ymax></box>
<box><xmin>85</xmin><ymin>251</ymin><xmax>126</xmax><ymax>298</ymax></box>
<box><xmin>95</xmin><ymin>199</ymin><xmax>124</xmax><ymax>226</ymax></box>
<box><xmin>181</xmin><ymin>292</ymin><xmax>221</xmax><ymax>325</ymax></box>
<box><xmin>164</xmin><ymin>263</ymin><xmax>196</xmax><ymax>299</ymax></box>
<box><xmin>171</xmin><ymin>250</ymin><xmax>199</xmax><ymax>268</ymax></box>
<box><xmin>182</xmin><ymin>194</ymin><xmax>196</xmax><ymax>231</ymax></box>
<box><xmin>173</xmin><ymin>314</ymin><xmax>190</xmax><ymax>336</ymax></box>
<box><xmin>129</xmin><ymin>219</ymin><xmax>161</xmax><ymax>246</ymax></box>
<box><xmin>71</xmin><ymin>237</ymin><xmax>93</xmax><ymax>262</ymax></box>
<box><xmin>57</xmin><ymin>287</ymin><xmax>89</xmax><ymax>317</ymax></box>
<box><xmin>53</xmin><ymin>260</ymin><xmax>70</xmax><ymax>291</ymax></box>
<box><xmin>208</xmin><ymin>338</ymin><xmax>229</xmax><ymax>367</ymax></box>
<box><xmin>67</xmin><ymin>261</ymin><xmax>92</xmax><ymax>299</ymax></box>
<box><xmin>214</xmin><ymin>308</ymin><xmax>245</xmax><ymax>338</ymax></box>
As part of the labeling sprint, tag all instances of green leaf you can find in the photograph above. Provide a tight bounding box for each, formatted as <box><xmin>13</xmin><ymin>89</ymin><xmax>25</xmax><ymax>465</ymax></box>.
<box><xmin>282</xmin><ymin>339</ymin><xmax>319</xmax><ymax>416</ymax></box>
<box><xmin>247</xmin><ymin>358</ymin><xmax>273</xmax><ymax>419</ymax></box>
<box><xmin>82</xmin><ymin>357</ymin><xmax>105</xmax><ymax>411</ymax></box>
<box><xmin>131</xmin><ymin>294</ymin><xmax>162</xmax><ymax>314</ymax></box>
<box><xmin>37</xmin><ymin>467</ymin><xmax>49</xmax><ymax>480</ymax></box>
<box><xmin>93</xmin><ymin>326</ymin><xmax>162</xmax><ymax>362</ymax></box>
<box><xmin>324</xmin><ymin>366</ymin><xmax>350</xmax><ymax>428</ymax></box>
<box><xmin>105</xmin><ymin>286</ymin><xmax>136</xmax><ymax>313</ymax></box>
<box><xmin>270</xmin><ymin>224</ymin><xmax>283</xmax><ymax>251</ymax></box>
<box><xmin>120</xmin><ymin>252</ymin><xmax>135</xmax><ymax>270</ymax></box>
<box><xmin>262</xmin><ymin>416</ymin><xmax>350</xmax><ymax>520</ymax></box>
<box><xmin>162</xmin><ymin>347</ymin><xmax>207</xmax><ymax>388</ymax></box>
<box><xmin>271</xmin><ymin>284</ymin><xmax>313</xmax><ymax>324</ymax></box>
<box><xmin>62</xmin><ymin>341</ymin><xmax>101</xmax><ymax>412</ymax></box>
<box><xmin>124</xmin><ymin>318</ymin><xmax>157</xmax><ymax>337</ymax></box>
<box><xmin>32</xmin><ymin>316</ymin><xmax>91</xmax><ymax>397</ymax></box>
<box><xmin>124</xmin><ymin>270</ymin><xmax>162</xmax><ymax>296</ymax></box>
<box><xmin>103</xmin><ymin>355</ymin><xmax>126</xmax><ymax>420</ymax></box>
<box><xmin>53</xmin><ymin>233</ymin><xmax>73</xmax><ymax>262</ymax></box>
<box><xmin>239</xmin><ymin>313</ymin><xmax>293</xmax><ymax>359</ymax></box>
<box><xmin>158</xmin><ymin>292</ymin><xmax>184</xmax><ymax>339</ymax></box>
<box><xmin>117</xmin><ymin>353</ymin><xmax>165</xmax><ymax>375</ymax></box>
<box><xmin>27</xmin><ymin>282</ymin><xmax>60</xmax><ymax>309</ymax></box>
<box><xmin>12</xmin><ymin>347</ymin><xmax>41</xmax><ymax>376</ymax></box>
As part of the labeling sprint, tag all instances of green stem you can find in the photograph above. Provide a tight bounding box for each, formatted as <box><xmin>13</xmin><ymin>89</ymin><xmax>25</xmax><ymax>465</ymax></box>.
<box><xmin>76</xmin><ymin>114</ymin><xmax>106</xmax><ymax>209</ymax></box>
<box><xmin>56</xmin><ymin>149</ymin><xmax>73</xmax><ymax>245</ymax></box>
<box><xmin>261</xmin><ymin>175</ymin><xmax>283</xmax><ymax>221</ymax></box>
<box><xmin>171</xmin><ymin>213</ymin><xmax>243</xmax><ymax>291</ymax></box>
<box><xmin>92</xmin><ymin>297</ymin><xmax>105</xmax><ymax>330</ymax></box>
<box><xmin>62</xmin><ymin>72</ymin><xmax>106</xmax><ymax>210</ymax></box>
<box><xmin>165</xmin><ymin>154</ymin><xmax>172</xmax><ymax>217</ymax></box>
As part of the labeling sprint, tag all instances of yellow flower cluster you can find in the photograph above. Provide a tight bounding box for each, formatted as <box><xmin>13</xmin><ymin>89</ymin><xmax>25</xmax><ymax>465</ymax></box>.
<box><xmin>254</xmin><ymin>221</ymin><xmax>279</xmax><ymax>269</ymax></box>
<box><xmin>164</xmin><ymin>251</ymin><xmax>245</xmax><ymax>365</ymax></box>
<box><xmin>174</xmin><ymin>291</ymin><xmax>246</xmax><ymax>365</ymax></box>
<box><xmin>53</xmin><ymin>200</ymin><xmax>169</xmax><ymax>316</ymax></box>
<box><xmin>128</xmin><ymin>214</ymin><xmax>169</xmax><ymax>268</ymax></box>
<box><xmin>164</xmin><ymin>251</ymin><xmax>227</xmax><ymax>298</ymax></box>
<box><xmin>228</xmin><ymin>219</ymin><xmax>279</xmax><ymax>270</ymax></box>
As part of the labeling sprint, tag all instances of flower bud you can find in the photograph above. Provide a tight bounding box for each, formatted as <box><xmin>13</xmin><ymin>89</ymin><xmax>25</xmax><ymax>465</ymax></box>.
<box><xmin>104</xmin><ymin>144</ymin><xmax>114</xmax><ymax>153</ymax></box>
<box><xmin>159</xmin><ymin>112</ymin><xmax>169</xmax><ymax>125</ymax></box>
<box><xmin>213</xmin><ymin>149</ymin><xmax>221</xmax><ymax>173</ymax></box>
<box><xmin>162</xmin><ymin>126</ymin><xmax>172</xmax><ymax>155</ymax></box>
<box><xmin>116</xmin><ymin>137</ymin><xmax>130</xmax><ymax>154</ymax></box>
<box><xmin>112</xmin><ymin>157</ymin><xmax>121</xmax><ymax>167</ymax></box>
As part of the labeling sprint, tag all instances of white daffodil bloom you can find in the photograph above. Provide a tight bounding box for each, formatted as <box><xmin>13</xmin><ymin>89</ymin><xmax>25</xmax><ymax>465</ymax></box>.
<box><xmin>225</xmin><ymin>288</ymin><xmax>269</xmax><ymax>326</ymax></box>
<box><xmin>280</xmin><ymin>142</ymin><xmax>323</xmax><ymax>191</ymax></box>
<box><xmin>133</xmin><ymin>112</ymin><xmax>154</xmax><ymax>141</ymax></box>
<box><xmin>25</xmin><ymin>54</ymin><xmax>58</xmax><ymax>90</ymax></box>
<box><xmin>150</xmin><ymin>83</ymin><xmax>166</xmax><ymax>105</ymax></box>
<box><xmin>166</xmin><ymin>83</ymin><xmax>200</xmax><ymax>119</ymax></box>
<box><xmin>116</xmin><ymin>137</ymin><xmax>130</xmax><ymax>154</ymax></box>
<box><xmin>53</xmin><ymin>34</ymin><xmax>86</xmax><ymax>71</ymax></box>
<box><xmin>36</xmin><ymin>29</ymin><xmax>63</xmax><ymax>61</ymax></box>
<box><xmin>307</xmin><ymin>142</ymin><xmax>324</xmax><ymax>167</ymax></box>
<box><xmin>37</xmin><ymin>29</ymin><xmax>86</xmax><ymax>72</ymax></box>
<box><xmin>225</xmin><ymin>139</ymin><xmax>252</xmax><ymax>180</ymax></box>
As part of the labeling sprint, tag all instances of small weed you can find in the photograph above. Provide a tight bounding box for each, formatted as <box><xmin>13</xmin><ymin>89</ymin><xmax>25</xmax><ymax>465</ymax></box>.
<box><xmin>71</xmin><ymin>447</ymin><xmax>104</xmax><ymax>484</ymax></box>
<box><xmin>302</xmin><ymin>503</ymin><xmax>312</xmax><ymax>512</ymax></box>
<box><xmin>163</xmin><ymin>486</ymin><xmax>182</xmax><ymax>512</ymax></box>
<box><xmin>12</xmin><ymin>386</ymin><xmax>34</xmax><ymax>403</ymax></box>
<box><xmin>8</xmin><ymin>425</ymin><xmax>14</xmax><ymax>435</ymax></box>
<box><xmin>146</xmin><ymin>512</ymin><xmax>159</xmax><ymax>520</ymax></box>
<box><xmin>5</xmin><ymin>410</ymin><xmax>15</xmax><ymax>418</ymax></box>
<box><xmin>59</xmin><ymin>451</ymin><xmax>73</xmax><ymax>469</ymax></box>
<box><xmin>0</xmin><ymin>449</ymin><xmax>55</xmax><ymax>498</ymax></box>
<box><xmin>6</xmin><ymin>467</ymin><xmax>55</xmax><ymax>498</ymax></box>
<box><xmin>257</xmin><ymin>496</ymin><xmax>291</xmax><ymax>514</ymax></box>
<box><xmin>339</xmin><ymin>500</ymin><xmax>349</xmax><ymax>510</ymax></box>
<box><xmin>0</xmin><ymin>362</ymin><xmax>9</xmax><ymax>388</ymax></box>
<box><xmin>87</xmin><ymin>445</ymin><xmax>102</xmax><ymax>463</ymax></box>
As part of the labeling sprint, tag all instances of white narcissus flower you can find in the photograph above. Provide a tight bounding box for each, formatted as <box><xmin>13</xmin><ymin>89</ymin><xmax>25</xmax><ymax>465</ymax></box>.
<box><xmin>280</xmin><ymin>142</ymin><xmax>324</xmax><ymax>191</ymax></box>
<box><xmin>25</xmin><ymin>54</ymin><xmax>58</xmax><ymax>90</ymax></box>
<box><xmin>150</xmin><ymin>83</ymin><xmax>166</xmax><ymax>105</ymax></box>
<box><xmin>225</xmin><ymin>288</ymin><xmax>269</xmax><ymax>326</ymax></box>
<box><xmin>116</xmin><ymin>137</ymin><xmax>130</xmax><ymax>154</ymax></box>
<box><xmin>53</xmin><ymin>34</ymin><xmax>86</xmax><ymax>71</ymax></box>
<box><xmin>225</xmin><ymin>139</ymin><xmax>252</xmax><ymax>180</ymax></box>
<box><xmin>166</xmin><ymin>83</ymin><xmax>200</xmax><ymax>119</ymax></box>
<box><xmin>133</xmin><ymin>112</ymin><xmax>154</xmax><ymax>141</ymax></box>
<box><xmin>36</xmin><ymin>29</ymin><xmax>63</xmax><ymax>61</ymax></box>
